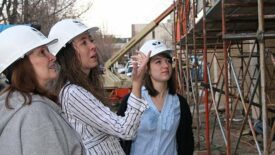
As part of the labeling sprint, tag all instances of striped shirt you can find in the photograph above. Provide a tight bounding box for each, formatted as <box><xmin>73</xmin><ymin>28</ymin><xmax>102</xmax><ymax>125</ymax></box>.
<box><xmin>59</xmin><ymin>84</ymin><xmax>148</xmax><ymax>155</ymax></box>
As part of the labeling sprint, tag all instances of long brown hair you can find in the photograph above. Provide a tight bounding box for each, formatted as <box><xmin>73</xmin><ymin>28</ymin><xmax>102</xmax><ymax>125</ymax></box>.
<box><xmin>144</xmin><ymin>53</ymin><xmax>177</xmax><ymax>97</ymax></box>
<box><xmin>1</xmin><ymin>56</ymin><xmax>57</xmax><ymax>109</ymax></box>
<box><xmin>54</xmin><ymin>43</ymin><xmax>106</xmax><ymax>103</ymax></box>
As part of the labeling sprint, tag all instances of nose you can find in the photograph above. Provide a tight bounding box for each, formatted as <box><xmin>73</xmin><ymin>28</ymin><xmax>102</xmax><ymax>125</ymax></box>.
<box><xmin>47</xmin><ymin>52</ymin><xmax>56</xmax><ymax>61</ymax></box>
<box><xmin>162</xmin><ymin>60</ymin><xmax>170</xmax><ymax>68</ymax></box>
<box><xmin>89</xmin><ymin>42</ymin><xmax>96</xmax><ymax>52</ymax></box>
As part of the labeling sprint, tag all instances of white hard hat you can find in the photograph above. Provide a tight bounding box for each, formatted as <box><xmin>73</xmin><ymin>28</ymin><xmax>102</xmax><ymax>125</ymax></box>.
<box><xmin>139</xmin><ymin>39</ymin><xmax>172</xmax><ymax>58</ymax></box>
<box><xmin>0</xmin><ymin>25</ymin><xmax>57</xmax><ymax>73</ymax></box>
<box><xmin>48</xmin><ymin>19</ymin><xmax>98</xmax><ymax>55</ymax></box>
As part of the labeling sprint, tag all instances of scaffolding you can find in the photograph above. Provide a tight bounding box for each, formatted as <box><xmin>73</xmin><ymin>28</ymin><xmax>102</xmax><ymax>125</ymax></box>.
<box><xmin>174</xmin><ymin>0</ymin><xmax>275</xmax><ymax>154</ymax></box>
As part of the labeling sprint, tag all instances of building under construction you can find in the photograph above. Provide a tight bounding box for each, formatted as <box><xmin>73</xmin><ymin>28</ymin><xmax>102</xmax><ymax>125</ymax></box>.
<box><xmin>169</xmin><ymin>0</ymin><xmax>275</xmax><ymax>154</ymax></box>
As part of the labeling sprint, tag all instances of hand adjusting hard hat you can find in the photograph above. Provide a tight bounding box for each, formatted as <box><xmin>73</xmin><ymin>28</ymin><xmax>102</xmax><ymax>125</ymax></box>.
<box><xmin>48</xmin><ymin>19</ymin><xmax>99</xmax><ymax>55</ymax></box>
<box><xmin>0</xmin><ymin>25</ymin><xmax>57</xmax><ymax>73</ymax></box>
<box><xmin>139</xmin><ymin>39</ymin><xmax>172</xmax><ymax>58</ymax></box>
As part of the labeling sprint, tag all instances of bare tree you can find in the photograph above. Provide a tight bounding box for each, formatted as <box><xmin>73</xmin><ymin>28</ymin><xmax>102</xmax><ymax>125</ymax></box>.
<box><xmin>0</xmin><ymin>0</ymin><xmax>93</xmax><ymax>34</ymax></box>
<box><xmin>94</xmin><ymin>32</ymin><xmax>116</xmax><ymax>63</ymax></box>
<box><xmin>0</xmin><ymin>0</ymin><xmax>118</xmax><ymax>66</ymax></box>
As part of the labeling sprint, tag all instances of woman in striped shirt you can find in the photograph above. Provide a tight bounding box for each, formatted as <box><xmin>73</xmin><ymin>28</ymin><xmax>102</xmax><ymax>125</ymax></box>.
<box><xmin>48</xmin><ymin>19</ymin><xmax>149</xmax><ymax>155</ymax></box>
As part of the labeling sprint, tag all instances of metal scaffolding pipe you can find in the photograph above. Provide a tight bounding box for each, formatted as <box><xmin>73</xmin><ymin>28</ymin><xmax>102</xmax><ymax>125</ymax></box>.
<box><xmin>192</xmin><ymin>0</ymin><xmax>201</xmax><ymax>149</ymax></box>
<box><xmin>224</xmin><ymin>2</ymin><xmax>275</xmax><ymax>7</ymax></box>
<box><xmin>177</xmin><ymin>0</ymin><xmax>189</xmax><ymax>97</ymax></box>
<box><xmin>258</xmin><ymin>0</ymin><xmax>268</xmax><ymax>154</ymax></box>
<box><xmin>184</xmin><ymin>0</ymin><xmax>191</xmax><ymax>103</ymax></box>
<box><xmin>177</xmin><ymin>0</ymin><xmax>184</xmax><ymax>95</ymax></box>
<box><xmin>211</xmin><ymin>79</ymin><xmax>224</xmax><ymax>144</ymax></box>
<box><xmin>202</xmin><ymin>0</ymin><xmax>210</xmax><ymax>154</ymax></box>
<box><xmin>221</xmin><ymin>0</ymin><xmax>231</xmax><ymax>154</ymax></box>
<box><xmin>223</xmin><ymin>32</ymin><xmax>275</xmax><ymax>40</ymax></box>
<box><xmin>207</xmin><ymin>65</ymin><xmax>227</xmax><ymax>145</ymax></box>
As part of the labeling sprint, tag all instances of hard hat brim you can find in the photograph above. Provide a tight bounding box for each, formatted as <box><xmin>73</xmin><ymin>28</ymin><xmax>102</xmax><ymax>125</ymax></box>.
<box><xmin>0</xmin><ymin>38</ymin><xmax>58</xmax><ymax>74</ymax></box>
<box><xmin>68</xmin><ymin>26</ymin><xmax>99</xmax><ymax>42</ymax></box>
<box><xmin>150</xmin><ymin>49</ymin><xmax>172</xmax><ymax>58</ymax></box>
<box><xmin>50</xmin><ymin>26</ymin><xmax>98</xmax><ymax>56</ymax></box>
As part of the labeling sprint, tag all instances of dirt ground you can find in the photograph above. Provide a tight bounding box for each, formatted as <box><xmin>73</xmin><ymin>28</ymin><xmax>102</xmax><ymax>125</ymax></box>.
<box><xmin>193</xmin><ymin>110</ymin><xmax>270</xmax><ymax>155</ymax></box>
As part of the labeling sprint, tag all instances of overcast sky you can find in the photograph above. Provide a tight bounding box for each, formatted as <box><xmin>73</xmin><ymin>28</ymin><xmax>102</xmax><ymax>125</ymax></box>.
<box><xmin>80</xmin><ymin>0</ymin><xmax>174</xmax><ymax>38</ymax></box>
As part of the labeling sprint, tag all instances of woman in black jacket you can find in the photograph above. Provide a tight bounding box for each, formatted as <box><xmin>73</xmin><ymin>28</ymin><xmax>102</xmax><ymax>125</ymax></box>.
<box><xmin>117</xmin><ymin>39</ymin><xmax>194</xmax><ymax>155</ymax></box>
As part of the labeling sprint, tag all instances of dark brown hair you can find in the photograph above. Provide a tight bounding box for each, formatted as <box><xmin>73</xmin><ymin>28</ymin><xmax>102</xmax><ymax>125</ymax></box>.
<box><xmin>54</xmin><ymin>43</ymin><xmax>106</xmax><ymax>103</ymax></box>
<box><xmin>2</xmin><ymin>56</ymin><xmax>57</xmax><ymax>109</ymax></box>
<box><xmin>144</xmin><ymin>53</ymin><xmax>176</xmax><ymax>97</ymax></box>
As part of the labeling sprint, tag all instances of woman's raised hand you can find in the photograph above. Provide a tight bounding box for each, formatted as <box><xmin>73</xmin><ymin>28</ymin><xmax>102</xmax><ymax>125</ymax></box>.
<box><xmin>131</xmin><ymin>51</ymin><xmax>151</xmax><ymax>83</ymax></box>
<box><xmin>130</xmin><ymin>51</ymin><xmax>151</xmax><ymax>98</ymax></box>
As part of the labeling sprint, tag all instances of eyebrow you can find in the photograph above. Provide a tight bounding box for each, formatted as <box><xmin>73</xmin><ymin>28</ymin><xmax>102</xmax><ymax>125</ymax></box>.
<box><xmin>152</xmin><ymin>56</ymin><xmax>165</xmax><ymax>60</ymax></box>
<box><xmin>79</xmin><ymin>35</ymin><xmax>89</xmax><ymax>41</ymax></box>
<box><xmin>151</xmin><ymin>58</ymin><xmax>162</xmax><ymax>63</ymax></box>
<box><xmin>76</xmin><ymin>33</ymin><xmax>90</xmax><ymax>41</ymax></box>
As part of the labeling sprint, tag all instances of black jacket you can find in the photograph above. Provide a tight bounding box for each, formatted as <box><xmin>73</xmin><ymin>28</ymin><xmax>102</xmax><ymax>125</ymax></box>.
<box><xmin>117</xmin><ymin>93</ymin><xmax>194</xmax><ymax>155</ymax></box>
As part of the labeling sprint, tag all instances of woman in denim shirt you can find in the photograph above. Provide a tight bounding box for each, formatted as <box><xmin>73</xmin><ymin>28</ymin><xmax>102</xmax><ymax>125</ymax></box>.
<box><xmin>117</xmin><ymin>39</ymin><xmax>194</xmax><ymax>155</ymax></box>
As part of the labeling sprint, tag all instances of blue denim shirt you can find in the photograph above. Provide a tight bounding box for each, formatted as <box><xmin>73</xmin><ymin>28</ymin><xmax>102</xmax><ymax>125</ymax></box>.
<box><xmin>130</xmin><ymin>88</ymin><xmax>181</xmax><ymax>155</ymax></box>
